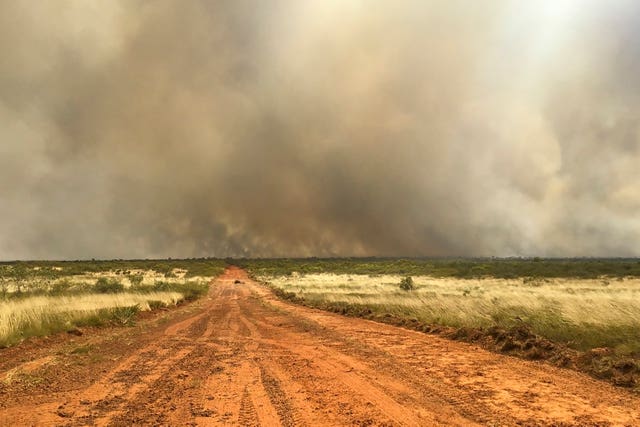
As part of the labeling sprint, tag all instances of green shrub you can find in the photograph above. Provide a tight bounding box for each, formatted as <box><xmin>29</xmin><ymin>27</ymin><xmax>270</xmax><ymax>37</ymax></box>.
<box><xmin>49</xmin><ymin>280</ymin><xmax>72</xmax><ymax>296</ymax></box>
<box><xmin>110</xmin><ymin>305</ymin><xmax>140</xmax><ymax>326</ymax></box>
<box><xmin>399</xmin><ymin>276</ymin><xmax>414</xmax><ymax>291</ymax></box>
<box><xmin>176</xmin><ymin>281</ymin><xmax>209</xmax><ymax>301</ymax></box>
<box><xmin>128</xmin><ymin>274</ymin><xmax>144</xmax><ymax>287</ymax></box>
<box><xmin>153</xmin><ymin>281</ymin><xmax>172</xmax><ymax>292</ymax></box>
<box><xmin>153</xmin><ymin>281</ymin><xmax>208</xmax><ymax>301</ymax></box>
<box><xmin>95</xmin><ymin>278</ymin><xmax>124</xmax><ymax>293</ymax></box>
<box><xmin>147</xmin><ymin>300</ymin><xmax>167</xmax><ymax>310</ymax></box>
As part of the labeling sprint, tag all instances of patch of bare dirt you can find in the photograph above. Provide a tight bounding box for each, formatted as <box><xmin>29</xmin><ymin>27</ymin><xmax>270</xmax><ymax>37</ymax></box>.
<box><xmin>1</xmin><ymin>266</ymin><xmax>639</xmax><ymax>426</ymax></box>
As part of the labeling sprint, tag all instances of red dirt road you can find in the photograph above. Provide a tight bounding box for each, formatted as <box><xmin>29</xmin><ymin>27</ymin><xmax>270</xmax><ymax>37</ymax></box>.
<box><xmin>1</xmin><ymin>266</ymin><xmax>640</xmax><ymax>426</ymax></box>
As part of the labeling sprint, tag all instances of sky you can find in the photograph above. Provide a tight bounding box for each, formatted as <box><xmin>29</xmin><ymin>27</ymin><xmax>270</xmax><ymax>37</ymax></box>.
<box><xmin>1</xmin><ymin>1</ymin><xmax>639</xmax><ymax>259</ymax></box>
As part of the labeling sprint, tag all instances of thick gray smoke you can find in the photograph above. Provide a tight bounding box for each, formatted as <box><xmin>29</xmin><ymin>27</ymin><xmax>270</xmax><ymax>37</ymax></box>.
<box><xmin>1</xmin><ymin>1</ymin><xmax>639</xmax><ymax>259</ymax></box>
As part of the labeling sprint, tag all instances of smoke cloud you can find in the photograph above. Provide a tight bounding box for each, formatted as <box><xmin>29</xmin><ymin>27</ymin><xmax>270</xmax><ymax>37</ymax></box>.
<box><xmin>1</xmin><ymin>1</ymin><xmax>639</xmax><ymax>259</ymax></box>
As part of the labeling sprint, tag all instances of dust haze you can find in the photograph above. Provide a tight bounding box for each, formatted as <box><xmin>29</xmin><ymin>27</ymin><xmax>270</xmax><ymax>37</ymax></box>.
<box><xmin>1</xmin><ymin>1</ymin><xmax>639</xmax><ymax>259</ymax></box>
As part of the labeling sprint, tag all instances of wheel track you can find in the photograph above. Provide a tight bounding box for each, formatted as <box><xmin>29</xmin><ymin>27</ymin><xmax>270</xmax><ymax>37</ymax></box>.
<box><xmin>257</xmin><ymin>365</ymin><xmax>297</xmax><ymax>427</ymax></box>
<box><xmin>58</xmin><ymin>341</ymin><xmax>195</xmax><ymax>425</ymax></box>
<box><xmin>238</xmin><ymin>386</ymin><xmax>260</xmax><ymax>426</ymax></box>
<box><xmin>62</xmin><ymin>307</ymin><xmax>215</xmax><ymax>425</ymax></box>
<box><xmin>238</xmin><ymin>301</ymin><xmax>450</xmax><ymax>426</ymax></box>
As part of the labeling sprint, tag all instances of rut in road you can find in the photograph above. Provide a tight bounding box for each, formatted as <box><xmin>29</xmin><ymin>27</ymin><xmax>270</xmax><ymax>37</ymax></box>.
<box><xmin>1</xmin><ymin>266</ymin><xmax>640</xmax><ymax>426</ymax></box>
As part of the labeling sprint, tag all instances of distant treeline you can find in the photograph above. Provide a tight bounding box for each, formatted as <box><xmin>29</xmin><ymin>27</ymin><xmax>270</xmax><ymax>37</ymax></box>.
<box><xmin>234</xmin><ymin>258</ymin><xmax>640</xmax><ymax>279</ymax></box>
<box><xmin>0</xmin><ymin>259</ymin><xmax>227</xmax><ymax>279</ymax></box>
<box><xmin>3</xmin><ymin>257</ymin><xmax>640</xmax><ymax>279</ymax></box>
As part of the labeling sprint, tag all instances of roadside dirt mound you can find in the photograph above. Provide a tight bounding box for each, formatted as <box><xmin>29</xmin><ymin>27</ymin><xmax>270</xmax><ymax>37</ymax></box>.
<box><xmin>1</xmin><ymin>266</ymin><xmax>639</xmax><ymax>426</ymax></box>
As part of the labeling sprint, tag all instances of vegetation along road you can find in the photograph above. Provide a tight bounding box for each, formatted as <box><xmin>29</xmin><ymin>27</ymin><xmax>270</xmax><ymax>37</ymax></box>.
<box><xmin>1</xmin><ymin>266</ymin><xmax>639</xmax><ymax>426</ymax></box>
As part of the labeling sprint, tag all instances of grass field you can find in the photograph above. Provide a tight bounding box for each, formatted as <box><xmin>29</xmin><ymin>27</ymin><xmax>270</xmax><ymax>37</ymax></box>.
<box><xmin>260</xmin><ymin>273</ymin><xmax>640</xmax><ymax>354</ymax></box>
<box><xmin>240</xmin><ymin>259</ymin><xmax>640</xmax><ymax>353</ymax></box>
<box><xmin>0</xmin><ymin>259</ymin><xmax>226</xmax><ymax>347</ymax></box>
<box><xmin>0</xmin><ymin>292</ymin><xmax>184</xmax><ymax>347</ymax></box>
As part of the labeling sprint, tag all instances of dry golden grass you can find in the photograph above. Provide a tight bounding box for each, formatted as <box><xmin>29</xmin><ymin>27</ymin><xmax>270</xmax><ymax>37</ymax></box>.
<box><xmin>262</xmin><ymin>273</ymin><xmax>640</xmax><ymax>353</ymax></box>
<box><xmin>0</xmin><ymin>269</ymin><xmax>209</xmax><ymax>294</ymax></box>
<box><xmin>0</xmin><ymin>292</ymin><xmax>183</xmax><ymax>347</ymax></box>
<box><xmin>0</xmin><ymin>263</ymin><xmax>221</xmax><ymax>347</ymax></box>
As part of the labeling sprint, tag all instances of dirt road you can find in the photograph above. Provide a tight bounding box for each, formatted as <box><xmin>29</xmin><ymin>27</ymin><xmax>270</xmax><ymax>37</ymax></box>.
<box><xmin>1</xmin><ymin>267</ymin><xmax>640</xmax><ymax>426</ymax></box>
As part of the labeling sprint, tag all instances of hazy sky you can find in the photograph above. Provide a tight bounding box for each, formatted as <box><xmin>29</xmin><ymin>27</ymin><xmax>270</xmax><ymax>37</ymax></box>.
<box><xmin>1</xmin><ymin>1</ymin><xmax>639</xmax><ymax>259</ymax></box>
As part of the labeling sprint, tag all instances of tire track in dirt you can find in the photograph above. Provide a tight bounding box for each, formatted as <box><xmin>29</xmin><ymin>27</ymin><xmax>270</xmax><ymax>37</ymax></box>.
<box><xmin>62</xmin><ymin>312</ymin><xmax>213</xmax><ymax>425</ymax></box>
<box><xmin>47</xmin><ymin>297</ymin><xmax>216</xmax><ymax>425</ymax></box>
<box><xmin>246</xmin><ymin>311</ymin><xmax>497</xmax><ymax>425</ymax></box>
<box><xmin>2</xmin><ymin>266</ymin><xmax>640</xmax><ymax>426</ymax></box>
<box><xmin>236</xmin><ymin>295</ymin><xmax>464</xmax><ymax>426</ymax></box>
<box><xmin>238</xmin><ymin>385</ymin><xmax>260</xmax><ymax>426</ymax></box>
<box><xmin>199</xmin><ymin>286</ymin><xmax>299</xmax><ymax>427</ymax></box>
<box><xmin>258</xmin><ymin>366</ymin><xmax>296</xmax><ymax>427</ymax></box>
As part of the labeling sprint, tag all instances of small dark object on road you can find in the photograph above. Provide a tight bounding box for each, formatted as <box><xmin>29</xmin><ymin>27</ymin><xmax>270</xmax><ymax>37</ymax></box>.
<box><xmin>234</xmin><ymin>279</ymin><xmax>243</xmax><ymax>284</ymax></box>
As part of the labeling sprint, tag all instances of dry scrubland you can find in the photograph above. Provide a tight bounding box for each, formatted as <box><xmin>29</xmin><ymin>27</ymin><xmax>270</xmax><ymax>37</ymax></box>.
<box><xmin>0</xmin><ymin>260</ymin><xmax>226</xmax><ymax>347</ymax></box>
<box><xmin>0</xmin><ymin>292</ymin><xmax>183</xmax><ymax>347</ymax></box>
<box><xmin>4</xmin><ymin>267</ymin><xmax>640</xmax><ymax>427</ymax></box>
<box><xmin>3</xmin><ymin>258</ymin><xmax>640</xmax><ymax>389</ymax></box>
<box><xmin>261</xmin><ymin>273</ymin><xmax>640</xmax><ymax>354</ymax></box>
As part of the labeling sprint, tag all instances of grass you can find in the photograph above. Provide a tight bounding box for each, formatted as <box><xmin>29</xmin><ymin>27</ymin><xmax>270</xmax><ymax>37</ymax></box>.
<box><xmin>0</xmin><ymin>259</ymin><xmax>223</xmax><ymax>347</ymax></box>
<box><xmin>0</xmin><ymin>258</ymin><xmax>226</xmax><ymax>282</ymax></box>
<box><xmin>1</xmin><ymin>266</ymin><xmax>216</xmax><ymax>301</ymax></box>
<box><xmin>260</xmin><ymin>273</ymin><xmax>640</xmax><ymax>354</ymax></box>
<box><xmin>0</xmin><ymin>292</ymin><xmax>184</xmax><ymax>347</ymax></box>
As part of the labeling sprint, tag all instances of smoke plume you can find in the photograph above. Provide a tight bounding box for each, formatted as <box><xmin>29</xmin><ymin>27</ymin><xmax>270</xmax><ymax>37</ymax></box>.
<box><xmin>1</xmin><ymin>1</ymin><xmax>639</xmax><ymax>259</ymax></box>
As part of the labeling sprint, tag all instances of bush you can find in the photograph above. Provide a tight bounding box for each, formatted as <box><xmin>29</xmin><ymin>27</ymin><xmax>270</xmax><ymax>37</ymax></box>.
<box><xmin>49</xmin><ymin>280</ymin><xmax>72</xmax><ymax>296</ymax></box>
<box><xmin>128</xmin><ymin>274</ymin><xmax>144</xmax><ymax>287</ymax></box>
<box><xmin>110</xmin><ymin>305</ymin><xmax>140</xmax><ymax>326</ymax></box>
<box><xmin>153</xmin><ymin>281</ymin><xmax>208</xmax><ymax>301</ymax></box>
<box><xmin>148</xmin><ymin>300</ymin><xmax>167</xmax><ymax>310</ymax></box>
<box><xmin>272</xmin><ymin>287</ymin><xmax>300</xmax><ymax>302</ymax></box>
<box><xmin>95</xmin><ymin>278</ymin><xmax>124</xmax><ymax>294</ymax></box>
<box><xmin>177</xmin><ymin>281</ymin><xmax>209</xmax><ymax>300</ymax></box>
<box><xmin>399</xmin><ymin>276</ymin><xmax>414</xmax><ymax>291</ymax></box>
